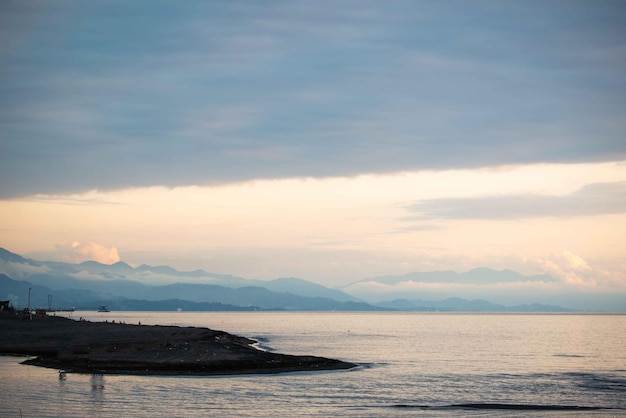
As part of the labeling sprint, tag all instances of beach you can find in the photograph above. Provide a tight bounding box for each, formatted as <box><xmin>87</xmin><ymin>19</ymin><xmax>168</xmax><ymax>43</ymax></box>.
<box><xmin>0</xmin><ymin>314</ymin><xmax>356</xmax><ymax>375</ymax></box>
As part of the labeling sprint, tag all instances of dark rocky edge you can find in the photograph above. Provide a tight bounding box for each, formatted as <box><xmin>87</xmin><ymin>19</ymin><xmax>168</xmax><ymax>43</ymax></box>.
<box><xmin>0</xmin><ymin>314</ymin><xmax>357</xmax><ymax>376</ymax></box>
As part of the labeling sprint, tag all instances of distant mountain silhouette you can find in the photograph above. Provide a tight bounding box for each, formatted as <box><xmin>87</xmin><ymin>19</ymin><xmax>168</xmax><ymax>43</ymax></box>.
<box><xmin>348</xmin><ymin>267</ymin><xmax>556</xmax><ymax>286</ymax></box>
<box><xmin>376</xmin><ymin>297</ymin><xmax>573</xmax><ymax>312</ymax></box>
<box><xmin>0</xmin><ymin>248</ymin><xmax>358</xmax><ymax>302</ymax></box>
<box><xmin>0</xmin><ymin>248</ymin><xmax>28</xmax><ymax>264</ymax></box>
<box><xmin>0</xmin><ymin>248</ymin><xmax>381</xmax><ymax>311</ymax></box>
<box><xmin>1</xmin><ymin>247</ymin><xmax>620</xmax><ymax>311</ymax></box>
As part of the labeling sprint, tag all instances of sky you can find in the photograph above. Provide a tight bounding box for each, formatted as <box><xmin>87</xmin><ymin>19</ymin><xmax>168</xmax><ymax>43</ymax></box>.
<box><xmin>1</xmin><ymin>1</ymin><xmax>625</xmax><ymax>301</ymax></box>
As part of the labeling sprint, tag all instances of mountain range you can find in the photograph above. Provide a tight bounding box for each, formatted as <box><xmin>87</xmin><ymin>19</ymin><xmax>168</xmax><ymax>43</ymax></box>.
<box><xmin>0</xmin><ymin>247</ymin><xmax>615</xmax><ymax>312</ymax></box>
<box><xmin>348</xmin><ymin>268</ymin><xmax>556</xmax><ymax>286</ymax></box>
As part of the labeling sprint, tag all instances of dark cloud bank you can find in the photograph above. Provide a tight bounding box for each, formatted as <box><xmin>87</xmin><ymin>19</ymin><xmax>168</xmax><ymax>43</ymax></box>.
<box><xmin>1</xmin><ymin>1</ymin><xmax>625</xmax><ymax>197</ymax></box>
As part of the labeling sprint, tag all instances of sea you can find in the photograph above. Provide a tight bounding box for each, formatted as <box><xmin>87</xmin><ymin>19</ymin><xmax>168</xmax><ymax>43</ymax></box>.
<box><xmin>1</xmin><ymin>312</ymin><xmax>625</xmax><ymax>417</ymax></box>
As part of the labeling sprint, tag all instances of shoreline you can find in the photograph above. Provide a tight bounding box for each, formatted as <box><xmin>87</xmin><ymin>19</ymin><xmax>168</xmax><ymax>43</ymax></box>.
<box><xmin>0</xmin><ymin>315</ymin><xmax>357</xmax><ymax>376</ymax></box>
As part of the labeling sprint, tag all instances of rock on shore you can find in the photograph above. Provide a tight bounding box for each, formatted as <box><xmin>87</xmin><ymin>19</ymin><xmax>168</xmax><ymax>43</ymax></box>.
<box><xmin>0</xmin><ymin>315</ymin><xmax>357</xmax><ymax>375</ymax></box>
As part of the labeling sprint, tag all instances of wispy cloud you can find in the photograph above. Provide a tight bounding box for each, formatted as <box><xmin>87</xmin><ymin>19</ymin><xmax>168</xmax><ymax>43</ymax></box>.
<box><xmin>405</xmin><ymin>182</ymin><xmax>626</xmax><ymax>220</ymax></box>
<box><xmin>388</xmin><ymin>224</ymin><xmax>443</xmax><ymax>234</ymax></box>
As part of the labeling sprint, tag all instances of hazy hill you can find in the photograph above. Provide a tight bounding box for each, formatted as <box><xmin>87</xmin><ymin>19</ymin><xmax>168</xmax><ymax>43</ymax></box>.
<box><xmin>376</xmin><ymin>297</ymin><xmax>572</xmax><ymax>312</ymax></box>
<box><xmin>347</xmin><ymin>267</ymin><xmax>556</xmax><ymax>286</ymax></box>
<box><xmin>2</xmin><ymin>248</ymin><xmax>617</xmax><ymax>311</ymax></box>
<box><xmin>0</xmin><ymin>248</ymin><xmax>358</xmax><ymax>302</ymax></box>
<box><xmin>0</xmin><ymin>273</ymin><xmax>383</xmax><ymax>312</ymax></box>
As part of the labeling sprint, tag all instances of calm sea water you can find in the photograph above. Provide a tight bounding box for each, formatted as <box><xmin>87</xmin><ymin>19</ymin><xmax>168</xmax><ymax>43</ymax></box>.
<box><xmin>1</xmin><ymin>312</ymin><xmax>625</xmax><ymax>417</ymax></box>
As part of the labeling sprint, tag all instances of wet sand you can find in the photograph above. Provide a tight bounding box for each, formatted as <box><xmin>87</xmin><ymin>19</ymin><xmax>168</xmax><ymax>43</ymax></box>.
<box><xmin>0</xmin><ymin>315</ymin><xmax>357</xmax><ymax>375</ymax></box>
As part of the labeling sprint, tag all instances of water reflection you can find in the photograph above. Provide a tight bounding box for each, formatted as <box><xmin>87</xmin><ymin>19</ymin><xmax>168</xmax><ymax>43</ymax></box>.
<box><xmin>91</xmin><ymin>373</ymin><xmax>105</xmax><ymax>392</ymax></box>
<box><xmin>90</xmin><ymin>373</ymin><xmax>105</xmax><ymax>417</ymax></box>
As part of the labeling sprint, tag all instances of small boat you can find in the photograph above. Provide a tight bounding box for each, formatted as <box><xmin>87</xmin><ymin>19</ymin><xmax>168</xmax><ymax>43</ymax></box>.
<box><xmin>98</xmin><ymin>305</ymin><xmax>110</xmax><ymax>312</ymax></box>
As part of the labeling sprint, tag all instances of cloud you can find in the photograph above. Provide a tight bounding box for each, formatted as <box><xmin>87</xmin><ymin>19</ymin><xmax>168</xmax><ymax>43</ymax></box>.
<box><xmin>534</xmin><ymin>250</ymin><xmax>626</xmax><ymax>291</ymax></box>
<box><xmin>55</xmin><ymin>242</ymin><xmax>120</xmax><ymax>265</ymax></box>
<box><xmin>1</xmin><ymin>1</ymin><xmax>626</xmax><ymax>197</ymax></box>
<box><xmin>405</xmin><ymin>182</ymin><xmax>626</xmax><ymax>220</ymax></box>
<box><xmin>341</xmin><ymin>250</ymin><xmax>626</xmax><ymax>307</ymax></box>
<box><xmin>0</xmin><ymin>261</ymin><xmax>50</xmax><ymax>278</ymax></box>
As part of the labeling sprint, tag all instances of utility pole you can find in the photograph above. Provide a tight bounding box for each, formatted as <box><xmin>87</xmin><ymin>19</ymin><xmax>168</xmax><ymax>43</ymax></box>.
<box><xmin>24</xmin><ymin>287</ymin><xmax>32</xmax><ymax>320</ymax></box>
